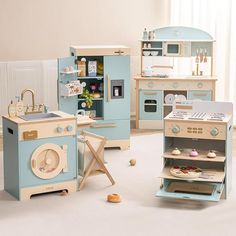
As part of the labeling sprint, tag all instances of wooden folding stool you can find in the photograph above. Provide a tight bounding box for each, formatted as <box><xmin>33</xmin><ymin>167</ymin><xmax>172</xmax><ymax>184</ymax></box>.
<box><xmin>78</xmin><ymin>130</ymin><xmax>115</xmax><ymax>190</ymax></box>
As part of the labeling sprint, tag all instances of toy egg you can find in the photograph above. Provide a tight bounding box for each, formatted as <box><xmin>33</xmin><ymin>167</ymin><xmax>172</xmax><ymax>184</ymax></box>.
<box><xmin>190</xmin><ymin>149</ymin><xmax>198</xmax><ymax>157</ymax></box>
<box><xmin>172</xmin><ymin>148</ymin><xmax>181</xmax><ymax>155</ymax></box>
<box><xmin>129</xmin><ymin>159</ymin><xmax>136</xmax><ymax>166</ymax></box>
<box><xmin>69</xmin><ymin>66</ymin><xmax>74</xmax><ymax>71</ymax></box>
<box><xmin>207</xmin><ymin>150</ymin><xmax>216</xmax><ymax>158</ymax></box>
<box><xmin>64</xmin><ymin>67</ymin><xmax>69</xmax><ymax>72</ymax></box>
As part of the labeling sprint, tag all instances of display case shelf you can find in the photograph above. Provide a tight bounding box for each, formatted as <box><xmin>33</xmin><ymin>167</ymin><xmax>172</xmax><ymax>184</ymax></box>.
<box><xmin>60</xmin><ymin>70</ymin><xmax>80</xmax><ymax>75</ymax></box>
<box><xmin>77</xmin><ymin>76</ymin><xmax>104</xmax><ymax>80</ymax></box>
<box><xmin>159</xmin><ymin>166</ymin><xmax>225</xmax><ymax>183</ymax></box>
<box><xmin>78</xmin><ymin>98</ymin><xmax>104</xmax><ymax>101</ymax></box>
<box><xmin>163</xmin><ymin>149</ymin><xmax>226</xmax><ymax>162</ymax></box>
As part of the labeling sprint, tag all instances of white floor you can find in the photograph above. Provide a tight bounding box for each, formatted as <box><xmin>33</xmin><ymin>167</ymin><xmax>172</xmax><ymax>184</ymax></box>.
<box><xmin>0</xmin><ymin>133</ymin><xmax>236</xmax><ymax>236</ymax></box>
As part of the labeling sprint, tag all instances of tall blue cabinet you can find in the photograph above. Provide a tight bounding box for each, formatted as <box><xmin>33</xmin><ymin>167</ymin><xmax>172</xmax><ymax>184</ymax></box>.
<box><xmin>58</xmin><ymin>46</ymin><xmax>131</xmax><ymax>150</ymax></box>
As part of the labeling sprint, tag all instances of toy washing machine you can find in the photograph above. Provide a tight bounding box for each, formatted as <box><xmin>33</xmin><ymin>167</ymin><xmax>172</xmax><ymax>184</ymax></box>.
<box><xmin>2</xmin><ymin>111</ymin><xmax>78</xmax><ymax>200</ymax></box>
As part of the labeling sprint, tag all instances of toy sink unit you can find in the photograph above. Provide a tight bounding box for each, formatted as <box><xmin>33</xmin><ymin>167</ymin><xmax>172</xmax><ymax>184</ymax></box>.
<box><xmin>19</xmin><ymin>112</ymin><xmax>61</xmax><ymax>121</ymax></box>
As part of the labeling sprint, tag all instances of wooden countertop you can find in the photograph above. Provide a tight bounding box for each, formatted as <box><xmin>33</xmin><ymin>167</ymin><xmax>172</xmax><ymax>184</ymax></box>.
<box><xmin>134</xmin><ymin>75</ymin><xmax>217</xmax><ymax>81</ymax></box>
<box><xmin>2</xmin><ymin>111</ymin><xmax>75</xmax><ymax>125</ymax></box>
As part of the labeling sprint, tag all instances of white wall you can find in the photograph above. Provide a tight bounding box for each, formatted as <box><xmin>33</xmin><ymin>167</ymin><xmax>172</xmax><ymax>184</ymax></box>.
<box><xmin>0</xmin><ymin>0</ymin><xmax>169</xmax><ymax>115</ymax></box>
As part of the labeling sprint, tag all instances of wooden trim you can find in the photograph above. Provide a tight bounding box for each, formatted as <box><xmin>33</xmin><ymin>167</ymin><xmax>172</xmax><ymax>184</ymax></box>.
<box><xmin>20</xmin><ymin>180</ymin><xmax>77</xmax><ymax>201</ymax></box>
<box><xmin>90</xmin><ymin>123</ymin><xmax>117</xmax><ymax>128</ymax></box>
<box><xmin>135</xmin><ymin>80</ymin><xmax>140</xmax><ymax>129</ymax></box>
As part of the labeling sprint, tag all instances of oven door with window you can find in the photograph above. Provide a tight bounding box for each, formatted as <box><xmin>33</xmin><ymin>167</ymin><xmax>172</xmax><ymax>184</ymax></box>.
<box><xmin>139</xmin><ymin>90</ymin><xmax>163</xmax><ymax>120</ymax></box>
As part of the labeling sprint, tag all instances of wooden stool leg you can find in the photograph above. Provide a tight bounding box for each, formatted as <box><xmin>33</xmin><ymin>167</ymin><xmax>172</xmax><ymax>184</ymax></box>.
<box><xmin>86</xmin><ymin>140</ymin><xmax>115</xmax><ymax>185</ymax></box>
<box><xmin>79</xmin><ymin>158</ymin><xmax>97</xmax><ymax>190</ymax></box>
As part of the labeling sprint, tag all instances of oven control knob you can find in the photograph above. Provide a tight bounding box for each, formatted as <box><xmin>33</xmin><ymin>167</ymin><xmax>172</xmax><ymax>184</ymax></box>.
<box><xmin>66</xmin><ymin>125</ymin><xmax>73</xmax><ymax>132</ymax></box>
<box><xmin>172</xmin><ymin>125</ymin><xmax>180</xmax><ymax>134</ymax></box>
<box><xmin>56</xmin><ymin>127</ymin><xmax>63</xmax><ymax>133</ymax></box>
<box><xmin>210</xmin><ymin>127</ymin><xmax>219</xmax><ymax>136</ymax></box>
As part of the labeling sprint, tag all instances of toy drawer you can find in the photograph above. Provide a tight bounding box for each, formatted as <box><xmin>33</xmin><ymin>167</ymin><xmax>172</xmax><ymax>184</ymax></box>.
<box><xmin>156</xmin><ymin>179</ymin><xmax>224</xmax><ymax>202</ymax></box>
<box><xmin>139</xmin><ymin>90</ymin><xmax>163</xmax><ymax>120</ymax></box>
<box><xmin>84</xmin><ymin>119</ymin><xmax>130</xmax><ymax>140</ymax></box>
<box><xmin>187</xmin><ymin>90</ymin><xmax>212</xmax><ymax>101</ymax></box>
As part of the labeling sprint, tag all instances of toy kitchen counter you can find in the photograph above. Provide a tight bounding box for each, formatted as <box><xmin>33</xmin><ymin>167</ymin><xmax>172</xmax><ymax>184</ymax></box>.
<box><xmin>2</xmin><ymin>111</ymin><xmax>78</xmax><ymax>200</ymax></box>
<box><xmin>134</xmin><ymin>76</ymin><xmax>217</xmax><ymax>129</ymax></box>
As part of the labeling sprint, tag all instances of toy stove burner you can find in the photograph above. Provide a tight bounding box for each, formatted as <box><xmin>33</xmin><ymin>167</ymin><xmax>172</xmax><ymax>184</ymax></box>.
<box><xmin>208</xmin><ymin>112</ymin><xmax>225</xmax><ymax>121</ymax></box>
<box><xmin>169</xmin><ymin>111</ymin><xmax>188</xmax><ymax>119</ymax></box>
<box><xmin>188</xmin><ymin>112</ymin><xmax>207</xmax><ymax>120</ymax></box>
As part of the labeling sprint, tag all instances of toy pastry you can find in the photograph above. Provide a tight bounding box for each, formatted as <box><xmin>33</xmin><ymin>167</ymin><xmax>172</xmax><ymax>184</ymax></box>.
<box><xmin>170</xmin><ymin>165</ymin><xmax>202</xmax><ymax>179</ymax></box>
<box><xmin>129</xmin><ymin>159</ymin><xmax>136</xmax><ymax>166</ymax></box>
<box><xmin>171</xmin><ymin>148</ymin><xmax>181</xmax><ymax>155</ymax></box>
<box><xmin>207</xmin><ymin>150</ymin><xmax>216</xmax><ymax>158</ymax></box>
<box><xmin>107</xmin><ymin>193</ymin><xmax>122</xmax><ymax>203</ymax></box>
<box><xmin>189</xmin><ymin>149</ymin><xmax>198</xmax><ymax>157</ymax></box>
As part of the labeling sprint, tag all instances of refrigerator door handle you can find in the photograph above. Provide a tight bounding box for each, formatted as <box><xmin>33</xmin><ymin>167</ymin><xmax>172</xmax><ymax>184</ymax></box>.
<box><xmin>107</xmin><ymin>74</ymin><xmax>111</xmax><ymax>102</ymax></box>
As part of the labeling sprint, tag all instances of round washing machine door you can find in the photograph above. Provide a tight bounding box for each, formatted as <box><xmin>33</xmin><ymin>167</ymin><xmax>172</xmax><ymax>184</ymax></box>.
<box><xmin>31</xmin><ymin>143</ymin><xmax>66</xmax><ymax>179</ymax></box>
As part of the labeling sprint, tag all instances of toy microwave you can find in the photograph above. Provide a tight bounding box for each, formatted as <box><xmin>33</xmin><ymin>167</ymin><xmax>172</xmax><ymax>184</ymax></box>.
<box><xmin>163</xmin><ymin>41</ymin><xmax>191</xmax><ymax>57</ymax></box>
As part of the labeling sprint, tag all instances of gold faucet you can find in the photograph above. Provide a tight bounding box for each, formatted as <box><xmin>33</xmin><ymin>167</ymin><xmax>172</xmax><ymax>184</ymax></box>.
<box><xmin>21</xmin><ymin>89</ymin><xmax>35</xmax><ymax>110</ymax></box>
<box><xmin>20</xmin><ymin>89</ymin><xmax>45</xmax><ymax>114</ymax></box>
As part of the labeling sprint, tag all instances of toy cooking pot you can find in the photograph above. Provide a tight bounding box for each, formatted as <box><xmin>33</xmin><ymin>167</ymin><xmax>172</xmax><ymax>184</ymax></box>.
<box><xmin>189</xmin><ymin>149</ymin><xmax>198</xmax><ymax>157</ymax></box>
<box><xmin>77</xmin><ymin>109</ymin><xmax>89</xmax><ymax>121</ymax></box>
<box><xmin>207</xmin><ymin>150</ymin><xmax>216</xmax><ymax>158</ymax></box>
<box><xmin>142</xmin><ymin>67</ymin><xmax>153</xmax><ymax>77</ymax></box>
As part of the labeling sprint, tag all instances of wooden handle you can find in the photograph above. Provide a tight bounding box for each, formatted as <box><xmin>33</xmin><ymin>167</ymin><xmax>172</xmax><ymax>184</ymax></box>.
<box><xmin>192</xmin><ymin>93</ymin><xmax>207</xmax><ymax>97</ymax></box>
<box><xmin>90</xmin><ymin>123</ymin><xmax>117</xmax><ymax>128</ymax></box>
<box><xmin>32</xmin><ymin>160</ymin><xmax>36</xmax><ymax>169</ymax></box>
<box><xmin>107</xmin><ymin>75</ymin><xmax>111</xmax><ymax>102</ymax></box>
<box><xmin>114</xmin><ymin>50</ymin><xmax>124</xmax><ymax>55</ymax></box>
<box><xmin>143</xmin><ymin>92</ymin><xmax>157</xmax><ymax>95</ymax></box>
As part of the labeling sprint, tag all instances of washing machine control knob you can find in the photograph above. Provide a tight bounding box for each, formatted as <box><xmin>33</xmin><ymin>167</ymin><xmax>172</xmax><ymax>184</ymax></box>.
<box><xmin>56</xmin><ymin>126</ymin><xmax>63</xmax><ymax>133</ymax></box>
<box><xmin>66</xmin><ymin>125</ymin><xmax>73</xmax><ymax>132</ymax></box>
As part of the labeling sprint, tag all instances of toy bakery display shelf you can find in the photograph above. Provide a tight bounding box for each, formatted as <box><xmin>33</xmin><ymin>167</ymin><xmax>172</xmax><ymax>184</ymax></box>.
<box><xmin>162</xmin><ymin>149</ymin><xmax>226</xmax><ymax>162</ymax></box>
<box><xmin>157</xmin><ymin>101</ymin><xmax>233</xmax><ymax>202</ymax></box>
<box><xmin>159</xmin><ymin>166</ymin><xmax>225</xmax><ymax>183</ymax></box>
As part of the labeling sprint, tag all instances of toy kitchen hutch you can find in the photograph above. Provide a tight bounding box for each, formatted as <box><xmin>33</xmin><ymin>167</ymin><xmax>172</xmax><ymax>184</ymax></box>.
<box><xmin>58</xmin><ymin>46</ymin><xmax>131</xmax><ymax>150</ymax></box>
<box><xmin>135</xmin><ymin>26</ymin><xmax>216</xmax><ymax>129</ymax></box>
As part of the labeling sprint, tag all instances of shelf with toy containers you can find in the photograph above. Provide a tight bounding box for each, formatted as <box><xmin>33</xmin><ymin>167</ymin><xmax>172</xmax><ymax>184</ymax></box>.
<box><xmin>135</xmin><ymin>26</ymin><xmax>217</xmax><ymax>130</ymax></box>
<box><xmin>156</xmin><ymin>101</ymin><xmax>233</xmax><ymax>202</ymax></box>
<box><xmin>58</xmin><ymin>45</ymin><xmax>131</xmax><ymax>150</ymax></box>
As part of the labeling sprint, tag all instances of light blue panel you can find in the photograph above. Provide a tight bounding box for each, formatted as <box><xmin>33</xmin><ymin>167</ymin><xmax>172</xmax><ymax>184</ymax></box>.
<box><xmin>82</xmin><ymin>119</ymin><xmax>130</xmax><ymax>140</ymax></box>
<box><xmin>225</xmin><ymin>118</ymin><xmax>233</xmax><ymax>198</ymax></box>
<box><xmin>153</xmin><ymin>26</ymin><xmax>214</xmax><ymax>41</ymax></box>
<box><xmin>103</xmin><ymin>56</ymin><xmax>130</xmax><ymax>120</ymax></box>
<box><xmin>156</xmin><ymin>180</ymin><xmax>223</xmax><ymax>202</ymax></box>
<box><xmin>187</xmin><ymin>90</ymin><xmax>212</xmax><ymax>101</ymax></box>
<box><xmin>58</xmin><ymin>56</ymin><xmax>77</xmax><ymax>115</ymax></box>
<box><xmin>18</xmin><ymin>136</ymin><xmax>77</xmax><ymax>188</ymax></box>
<box><xmin>139</xmin><ymin>90</ymin><xmax>163</xmax><ymax>120</ymax></box>
<box><xmin>3</xmin><ymin>118</ymin><xmax>20</xmax><ymax>199</ymax></box>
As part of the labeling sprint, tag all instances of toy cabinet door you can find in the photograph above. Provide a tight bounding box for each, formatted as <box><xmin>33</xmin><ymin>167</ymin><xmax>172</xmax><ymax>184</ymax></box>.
<box><xmin>156</xmin><ymin>179</ymin><xmax>224</xmax><ymax>202</ymax></box>
<box><xmin>58</xmin><ymin>56</ymin><xmax>77</xmax><ymax>115</ymax></box>
<box><xmin>103</xmin><ymin>56</ymin><xmax>130</xmax><ymax>120</ymax></box>
<box><xmin>187</xmin><ymin>90</ymin><xmax>212</xmax><ymax>101</ymax></box>
<box><xmin>139</xmin><ymin>90</ymin><xmax>163</xmax><ymax>120</ymax></box>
